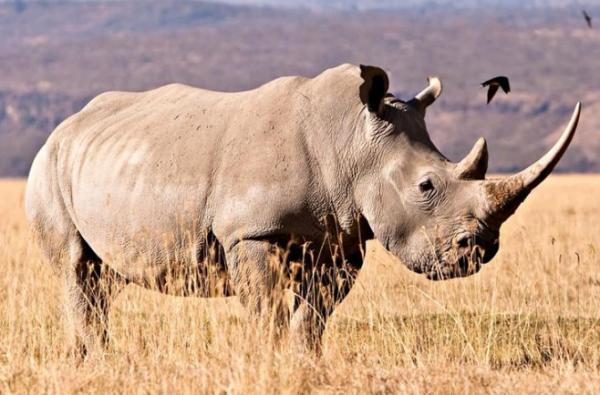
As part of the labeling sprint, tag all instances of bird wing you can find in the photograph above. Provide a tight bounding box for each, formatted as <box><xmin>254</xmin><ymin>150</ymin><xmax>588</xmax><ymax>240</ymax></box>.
<box><xmin>498</xmin><ymin>77</ymin><xmax>510</xmax><ymax>94</ymax></box>
<box><xmin>487</xmin><ymin>84</ymin><xmax>499</xmax><ymax>104</ymax></box>
<box><xmin>583</xmin><ymin>10</ymin><xmax>592</xmax><ymax>28</ymax></box>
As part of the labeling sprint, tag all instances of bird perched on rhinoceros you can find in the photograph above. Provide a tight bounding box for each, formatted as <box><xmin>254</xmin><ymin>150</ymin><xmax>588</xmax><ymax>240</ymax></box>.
<box><xmin>25</xmin><ymin>64</ymin><xmax>581</xmax><ymax>357</ymax></box>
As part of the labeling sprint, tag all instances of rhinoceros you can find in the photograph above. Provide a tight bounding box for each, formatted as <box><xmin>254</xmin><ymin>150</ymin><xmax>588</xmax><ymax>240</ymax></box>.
<box><xmin>25</xmin><ymin>64</ymin><xmax>580</xmax><ymax>355</ymax></box>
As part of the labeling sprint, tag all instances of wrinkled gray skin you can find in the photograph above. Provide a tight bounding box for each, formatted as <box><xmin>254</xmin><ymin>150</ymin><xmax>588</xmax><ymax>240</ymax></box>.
<box><xmin>25</xmin><ymin>64</ymin><xmax>580</xmax><ymax>356</ymax></box>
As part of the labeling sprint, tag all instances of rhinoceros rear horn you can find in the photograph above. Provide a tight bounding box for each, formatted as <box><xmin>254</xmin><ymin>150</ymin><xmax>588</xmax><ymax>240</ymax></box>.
<box><xmin>359</xmin><ymin>65</ymin><xmax>389</xmax><ymax>113</ymax></box>
<box><xmin>455</xmin><ymin>137</ymin><xmax>488</xmax><ymax>180</ymax></box>
<box><xmin>409</xmin><ymin>76</ymin><xmax>442</xmax><ymax>115</ymax></box>
<box><xmin>486</xmin><ymin>102</ymin><xmax>581</xmax><ymax>221</ymax></box>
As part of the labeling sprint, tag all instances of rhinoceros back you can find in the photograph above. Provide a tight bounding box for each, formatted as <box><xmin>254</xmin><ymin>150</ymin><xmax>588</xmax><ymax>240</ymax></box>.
<box><xmin>26</xmin><ymin>75</ymin><xmax>323</xmax><ymax>279</ymax></box>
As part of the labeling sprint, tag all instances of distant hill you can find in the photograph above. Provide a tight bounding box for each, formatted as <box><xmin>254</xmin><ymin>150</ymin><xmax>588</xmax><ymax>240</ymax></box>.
<box><xmin>0</xmin><ymin>0</ymin><xmax>599</xmax><ymax>176</ymax></box>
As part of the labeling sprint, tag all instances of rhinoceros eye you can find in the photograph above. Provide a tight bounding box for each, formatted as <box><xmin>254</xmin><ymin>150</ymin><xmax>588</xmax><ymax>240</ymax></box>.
<box><xmin>419</xmin><ymin>179</ymin><xmax>434</xmax><ymax>193</ymax></box>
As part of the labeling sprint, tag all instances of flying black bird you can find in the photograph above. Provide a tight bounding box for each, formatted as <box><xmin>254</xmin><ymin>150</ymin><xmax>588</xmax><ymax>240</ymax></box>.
<box><xmin>481</xmin><ymin>76</ymin><xmax>510</xmax><ymax>104</ymax></box>
<box><xmin>583</xmin><ymin>10</ymin><xmax>592</xmax><ymax>28</ymax></box>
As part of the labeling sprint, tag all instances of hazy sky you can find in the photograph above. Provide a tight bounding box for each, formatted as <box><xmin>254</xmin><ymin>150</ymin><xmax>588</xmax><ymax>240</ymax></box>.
<box><xmin>213</xmin><ymin>0</ymin><xmax>600</xmax><ymax>10</ymax></box>
<box><xmin>1</xmin><ymin>0</ymin><xmax>599</xmax><ymax>8</ymax></box>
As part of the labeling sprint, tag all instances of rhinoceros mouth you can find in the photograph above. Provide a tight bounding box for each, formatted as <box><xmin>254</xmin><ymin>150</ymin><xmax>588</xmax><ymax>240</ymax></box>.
<box><xmin>426</xmin><ymin>251</ymin><xmax>483</xmax><ymax>281</ymax></box>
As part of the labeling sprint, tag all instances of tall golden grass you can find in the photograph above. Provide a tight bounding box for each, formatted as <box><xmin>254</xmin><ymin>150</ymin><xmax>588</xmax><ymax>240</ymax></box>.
<box><xmin>1</xmin><ymin>176</ymin><xmax>600</xmax><ymax>394</ymax></box>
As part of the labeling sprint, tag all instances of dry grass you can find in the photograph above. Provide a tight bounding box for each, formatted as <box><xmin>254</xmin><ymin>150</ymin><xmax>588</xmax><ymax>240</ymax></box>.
<box><xmin>1</xmin><ymin>175</ymin><xmax>600</xmax><ymax>394</ymax></box>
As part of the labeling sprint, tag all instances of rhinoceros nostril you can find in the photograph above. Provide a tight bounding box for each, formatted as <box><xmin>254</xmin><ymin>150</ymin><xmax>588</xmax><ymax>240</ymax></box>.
<box><xmin>456</xmin><ymin>235</ymin><xmax>471</xmax><ymax>249</ymax></box>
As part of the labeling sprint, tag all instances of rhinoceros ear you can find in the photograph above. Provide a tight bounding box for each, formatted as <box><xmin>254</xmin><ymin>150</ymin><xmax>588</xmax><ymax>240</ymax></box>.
<box><xmin>359</xmin><ymin>65</ymin><xmax>389</xmax><ymax>113</ymax></box>
<box><xmin>408</xmin><ymin>76</ymin><xmax>442</xmax><ymax>116</ymax></box>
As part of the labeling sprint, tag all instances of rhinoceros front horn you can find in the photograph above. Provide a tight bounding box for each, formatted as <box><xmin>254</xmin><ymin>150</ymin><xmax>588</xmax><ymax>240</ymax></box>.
<box><xmin>485</xmin><ymin>102</ymin><xmax>581</xmax><ymax>221</ymax></box>
<box><xmin>410</xmin><ymin>76</ymin><xmax>442</xmax><ymax>115</ymax></box>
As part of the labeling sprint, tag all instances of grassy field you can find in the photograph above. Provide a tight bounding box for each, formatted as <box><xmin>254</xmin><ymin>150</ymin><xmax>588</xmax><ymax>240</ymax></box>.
<box><xmin>1</xmin><ymin>176</ymin><xmax>600</xmax><ymax>394</ymax></box>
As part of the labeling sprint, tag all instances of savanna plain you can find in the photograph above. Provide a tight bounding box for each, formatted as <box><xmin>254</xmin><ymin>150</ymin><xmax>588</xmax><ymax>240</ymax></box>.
<box><xmin>1</xmin><ymin>176</ymin><xmax>600</xmax><ymax>394</ymax></box>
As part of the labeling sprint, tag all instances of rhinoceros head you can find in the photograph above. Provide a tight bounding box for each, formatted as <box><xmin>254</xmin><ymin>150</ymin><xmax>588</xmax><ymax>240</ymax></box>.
<box><xmin>355</xmin><ymin>65</ymin><xmax>580</xmax><ymax>280</ymax></box>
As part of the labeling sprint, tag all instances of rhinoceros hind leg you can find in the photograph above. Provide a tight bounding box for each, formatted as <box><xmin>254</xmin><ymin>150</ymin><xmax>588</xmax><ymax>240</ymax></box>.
<box><xmin>63</xmin><ymin>234</ymin><xmax>127</xmax><ymax>359</ymax></box>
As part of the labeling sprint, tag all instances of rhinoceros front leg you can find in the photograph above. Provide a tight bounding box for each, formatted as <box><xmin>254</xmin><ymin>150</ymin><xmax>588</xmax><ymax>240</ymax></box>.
<box><xmin>63</xmin><ymin>235</ymin><xmax>127</xmax><ymax>359</ymax></box>
<box><xmin>226</xmin><ymin>240</ymin><xmax>291</xmax><ymax>338</ymax></box>
<box><xmin>290</xmin><ymin>250</ymin><xmax>362</xmax><ymax>354</ymax></box>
